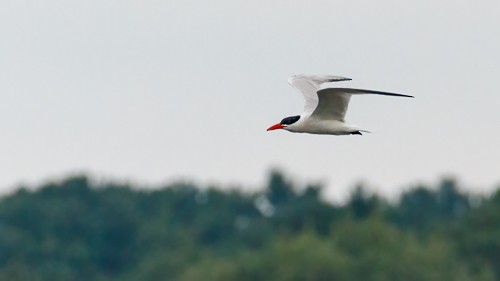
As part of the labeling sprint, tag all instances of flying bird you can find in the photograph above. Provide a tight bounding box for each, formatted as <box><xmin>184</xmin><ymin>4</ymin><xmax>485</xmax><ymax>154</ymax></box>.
<box><xmin>266</xmin><ymin>75</ymin><xmax>413</xmax><ymax>135</ymax></box>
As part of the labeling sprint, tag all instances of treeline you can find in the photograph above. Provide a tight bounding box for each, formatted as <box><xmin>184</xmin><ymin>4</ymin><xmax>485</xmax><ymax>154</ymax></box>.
<box><xmin>0</xmin><ymin>171</ymin><xmax>498</xmax><ymax>281</ymax></box>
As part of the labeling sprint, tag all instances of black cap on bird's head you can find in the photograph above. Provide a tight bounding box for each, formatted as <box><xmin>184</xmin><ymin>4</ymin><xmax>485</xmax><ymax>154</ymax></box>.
<box><xmin>267</xmin><ymin>115</ymin><xmax>300</xmax><ymax>131</ymax></box>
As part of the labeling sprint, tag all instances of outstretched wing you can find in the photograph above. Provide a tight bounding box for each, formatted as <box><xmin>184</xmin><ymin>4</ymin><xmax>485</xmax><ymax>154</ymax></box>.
<box><xmin>313</xmin><ymin>88</ymin><xmax>413</xmax><ymax>121</ymax></box>
<box><xmin>287</xmin><ymin>75</ymin><xmax>351</xmax><ymax>115</ymax></box>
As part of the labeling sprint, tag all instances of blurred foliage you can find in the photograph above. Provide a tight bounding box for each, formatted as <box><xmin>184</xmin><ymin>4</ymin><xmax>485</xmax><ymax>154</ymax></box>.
<box><xmin>0</xmin><ymin>171</ymin><xmax>498</xmax><ymax>281</ymax></box>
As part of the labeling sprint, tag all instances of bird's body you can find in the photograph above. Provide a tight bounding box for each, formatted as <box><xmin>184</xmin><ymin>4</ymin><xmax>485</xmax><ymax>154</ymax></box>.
<box><xmin>285</xmin><ymin>118</ymin><xmax>363</xmax><ymax>135</ymax></box>
<box><xmin>267</xmin><ymin>75</ymin><xmax>413</xmax><ymax>135</ymax></box>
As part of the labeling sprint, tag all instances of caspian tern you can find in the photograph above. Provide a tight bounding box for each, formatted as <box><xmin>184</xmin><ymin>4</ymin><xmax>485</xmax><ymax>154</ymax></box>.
<box><xmin>266</xmin><ymin>75</ymin><xmax>413</xmax><ymax>135</ymax></box>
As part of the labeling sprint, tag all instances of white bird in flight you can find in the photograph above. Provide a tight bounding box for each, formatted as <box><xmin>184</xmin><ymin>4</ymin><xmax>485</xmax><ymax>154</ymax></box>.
<box><xmin>266</xmin><ymin>74</ymin><xmax>414</xmax><ymax>135</ymax></box>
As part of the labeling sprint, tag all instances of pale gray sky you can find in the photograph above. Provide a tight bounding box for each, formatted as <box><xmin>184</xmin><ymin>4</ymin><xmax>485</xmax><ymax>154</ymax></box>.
<box><xmin>1</xmin><ymin>0</ymin><xmax>499</xmax><ymax>200</ymax></box>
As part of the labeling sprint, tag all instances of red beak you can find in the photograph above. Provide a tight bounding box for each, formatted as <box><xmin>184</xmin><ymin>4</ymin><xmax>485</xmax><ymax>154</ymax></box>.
<box><xmin>267</xmin><ymin>123</ymin><xmax>285</xmax><ymax>131</ymax></box>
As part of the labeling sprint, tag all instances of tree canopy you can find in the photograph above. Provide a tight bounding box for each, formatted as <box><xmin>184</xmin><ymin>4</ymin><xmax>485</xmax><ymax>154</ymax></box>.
<box><xmin>0</xmin><ymin>171</ymin><xmax>497</xmax><ymax>281</ymax></box>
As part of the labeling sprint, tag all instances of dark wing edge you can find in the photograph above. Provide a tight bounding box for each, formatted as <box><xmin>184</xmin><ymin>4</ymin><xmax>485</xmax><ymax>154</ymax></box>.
<box><xmin>324</xmin><ymin>77</ymin><xmax>352</xmax><ymax>83</ymax></box>
<box><xmin>319</xmin><ymin>88</ymin><xmax>414</xmax><ymax>98</ymax></box>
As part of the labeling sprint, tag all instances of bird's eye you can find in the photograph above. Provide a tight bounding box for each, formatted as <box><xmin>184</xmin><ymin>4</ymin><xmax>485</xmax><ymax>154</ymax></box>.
<box><xmin>280</xmin><ymin>115</ymin><xmax>300</xmax><ymax>125</ymax></box>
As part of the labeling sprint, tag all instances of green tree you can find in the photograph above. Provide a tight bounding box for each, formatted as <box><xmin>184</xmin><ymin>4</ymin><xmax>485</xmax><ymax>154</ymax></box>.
<box><xmin>389</xmin><ymin>179</ymin><xmax>470</xmax><ymax>233</ymax></box>
<box><xmin>455</xmin><ymin>189</ymin><xmax>500</xmax><ymax>279</ymax></box>
<box><xmin>179</xmin><ymin>218</ymin><xmax>494</xmax><ymax>281</ymax></box>
<box><xmin>266</xmin><ymin>170</ymin><xmax>296</xmax><ymax>207</ymax></box>
<box><xmin>347</xmin><ymin>185</ymin><xmax>382</xmax><ymax>219</ymax></box>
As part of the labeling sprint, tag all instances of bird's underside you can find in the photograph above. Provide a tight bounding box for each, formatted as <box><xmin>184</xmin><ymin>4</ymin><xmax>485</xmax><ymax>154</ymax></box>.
<box><xmin>266</xmin><ymin>74</ymin><xmax>413</xmax><ymax>136</ymax></box>
<box><xmin>284</xmin><ymin>118</ymin><xmax>368</xmax><ymax>135</ymax></box>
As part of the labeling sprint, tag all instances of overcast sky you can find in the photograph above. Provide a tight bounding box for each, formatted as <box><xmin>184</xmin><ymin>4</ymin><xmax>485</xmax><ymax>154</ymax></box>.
<box><xmin>1</xmin><ymin>0</ymin><xmax>499</xmax><ymax>200</ymax></box>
